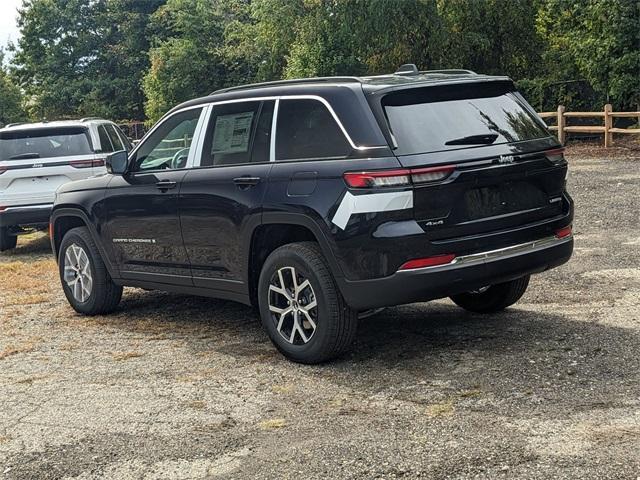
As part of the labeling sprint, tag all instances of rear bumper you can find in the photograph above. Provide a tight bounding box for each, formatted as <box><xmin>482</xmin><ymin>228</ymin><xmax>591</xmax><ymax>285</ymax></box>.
<box><xmin>0</xmin><ymin>204</ymin><xmax>53</xmax><ymax>229</ymax></box>
<box><xmin>338</xmin><ymin>234</ymin><xmax>573</xmax><ymax>310</ymax></box>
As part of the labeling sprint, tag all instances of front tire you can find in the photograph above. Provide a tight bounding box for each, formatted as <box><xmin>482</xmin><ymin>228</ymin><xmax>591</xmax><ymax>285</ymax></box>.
<box><xmin>0</xmin><ymin>227</ymin><xmax>17</xmax><ymax>252</ymax></box>
<box><xmin>59</xmin><ymin>227</ymin><xmax>122</xmax><ymax>315</ymax></box>
<box><xmin>450</xmin><ymin>275</ymin><xmax>530</xmax><ymax>313</ymax></box>
<box><xmin>258</xmin><ymin>242</ymin><xmax>357</xmax><ymax>364</ymax></box>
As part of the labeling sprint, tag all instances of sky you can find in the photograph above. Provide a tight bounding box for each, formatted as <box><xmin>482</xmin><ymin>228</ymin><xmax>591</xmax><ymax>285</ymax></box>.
<box><xmin>0</xmin><ymin>0</ymin><xmax>22</xmax><ymax>54</ymax></box>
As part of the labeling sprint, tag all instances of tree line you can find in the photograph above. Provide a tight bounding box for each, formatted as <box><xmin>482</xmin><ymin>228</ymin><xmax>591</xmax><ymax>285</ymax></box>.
<box><xmin>1</xmin><ymin>0</ymin><xmax>638</xmax><ymax>126</ymax></box>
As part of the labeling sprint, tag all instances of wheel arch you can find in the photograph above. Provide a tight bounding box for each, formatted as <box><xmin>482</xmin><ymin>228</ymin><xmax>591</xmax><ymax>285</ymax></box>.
<box><xmin>247</xmin><ymin>213</ymin><xmax>344</xmax><ymax>307</ymax></box>
<box><xmin>50</xmin><ymin>208</ymin><xmax>119</xmax><ymax>278</ymax></box>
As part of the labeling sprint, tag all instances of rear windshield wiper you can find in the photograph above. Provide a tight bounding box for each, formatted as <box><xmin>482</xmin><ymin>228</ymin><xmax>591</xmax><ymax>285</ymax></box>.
<box><xmin>7</xmin><ymin>153</ymin><xmax>41</xmax><ymax>160</ymax></box>
<box><xmin>444</xmin><ymin>133</ymin><xmax>499</xmax><ymax>146</ymax></box>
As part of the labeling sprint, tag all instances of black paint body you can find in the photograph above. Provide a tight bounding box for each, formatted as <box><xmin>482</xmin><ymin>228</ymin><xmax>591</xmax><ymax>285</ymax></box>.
<box><xmin>51</xmin><ymin>73</ymin><xmax>574</xmax><ymax>310</ymax></box>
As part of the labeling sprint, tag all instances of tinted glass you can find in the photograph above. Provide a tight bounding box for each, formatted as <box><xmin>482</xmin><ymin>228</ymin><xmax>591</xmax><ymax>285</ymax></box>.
<box><xmin>98</xmin><ymin>125</ymin><xmax>114</xmax><ymax>153</ymax></box>
<box><xmin>0</xmin><ymin>127</ymin><xmax>92</xmax><ymax>160</ymax></box>
<box><xmin>251</xmin><ymin>101</ymin><xmax>275</xmax><ymax>164</ymax></box>
<box><xmin>276</xmin><ymin>99</ymin><xmax>350</xmax><ymax>160</ymax></box>
<box><xmin>133</xmin><ymin>108</ymin><xmax>202</xmax><ymax>172</ymax></box>
<box><xmin>105</xmin><ymin>124</ymin><xmax>124</xmax><ymax>151</ymax></box>
<box><xmin>200</xmin><ymin>101</ymin><xmax>273</xmax><ymax>167</ymax></box>
<box><xmin>383</xmin><ymin>84</ymin><xmax>549</xmax><ymax>155</ymax></box>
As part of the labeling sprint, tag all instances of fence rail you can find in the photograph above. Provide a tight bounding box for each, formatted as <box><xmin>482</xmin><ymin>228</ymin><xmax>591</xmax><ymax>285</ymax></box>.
<box><xmin>538</xmin><ymin>104</ymin><xmax>640</xmax><ymax>147</ymax></box>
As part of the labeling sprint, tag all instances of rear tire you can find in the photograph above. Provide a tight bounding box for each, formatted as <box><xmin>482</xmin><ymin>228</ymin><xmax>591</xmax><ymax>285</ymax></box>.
<box><xmin>59</xmin><ymin>226</ymin><xmax>122</xmax><ymax>315</ymax></box>
<box><xmin>450</xmin><ymin>275</ymin><xmax>530</xmax><ymax>313</ymax></box>
<box><xmin>0</xmin><ymin>227</ymin><xmax>17</xmax><ymax>252</ymax></box>
<box><xmin>258</xmin><ymin>242</ymin><xmax>357</xmax><ymax>364</ymax></box>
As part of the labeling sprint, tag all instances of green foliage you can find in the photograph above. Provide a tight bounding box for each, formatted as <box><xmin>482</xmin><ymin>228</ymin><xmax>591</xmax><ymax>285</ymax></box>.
<box><xmin>537</xmin><ymin>0</ymin><xmax>640</xmax><ymax>110</ymax></box>
<box><xmin>7</xmin><ymin>0</ymin><xmax>640</xmax><ymax>123</ymax></box>
<box><xmin>11</xmin><ymin>0</ymin><xmax>163</xmax><ymax>121</ymax></box>
<box><xmin>142</xmin><ymin>0</ymin><xmax>248</xmax><ymax>123</ymax></box>
<box><xmin>0</xmin><ymin>51</ymin><xmax>27</xmax><ymax>125</ymax></box>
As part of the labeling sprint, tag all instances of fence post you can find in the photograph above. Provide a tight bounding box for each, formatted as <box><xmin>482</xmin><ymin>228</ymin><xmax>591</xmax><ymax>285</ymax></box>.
<box><xmin>604</xmin><ymin>104</ymin><xmax>612</xmax><ymax>147</ymax></box>
<box><xmin>557</xmin><ymin>105</ymin><xmax>565</xmax><ymax>145</ymax></box>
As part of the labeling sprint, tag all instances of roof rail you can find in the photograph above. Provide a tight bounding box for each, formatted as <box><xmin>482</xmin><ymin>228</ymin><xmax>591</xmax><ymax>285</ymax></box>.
<box><xmin>80</xmin><ymin>117</ymin><xmax>102</xmax><ymax>122</ymax></box>
<box><xmin>420</xmin><ymin>69</ymin><xmax>476</xmax><ymax>75</ymax></box>
<box><xmin>395</xmin><ymin>64</ymin><xmax>419</xmax><ymax>76</ymax></box>
<box><xmin>211</xmin><ymin>76</ymin><xmax>362</xmax><ymax>95</ymax></box>
<box><xmin>4</xmin><ymin>122</ymin><xmax>26</xmax><ymax>128</ymax></box>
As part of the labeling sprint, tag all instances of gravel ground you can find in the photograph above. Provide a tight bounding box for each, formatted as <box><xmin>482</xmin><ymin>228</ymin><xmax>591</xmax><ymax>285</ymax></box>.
<box><xmin>1</xmin><ymin>152</ymin><xmax>639</xmax><ymax>479</ymax></box>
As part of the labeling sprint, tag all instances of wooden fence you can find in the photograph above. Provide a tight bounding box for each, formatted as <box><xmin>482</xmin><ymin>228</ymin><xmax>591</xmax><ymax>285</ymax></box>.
<box><xmin>538</xmin><ymin>104</ymin><xmax>640</xmax><ymax>147</ymax></box>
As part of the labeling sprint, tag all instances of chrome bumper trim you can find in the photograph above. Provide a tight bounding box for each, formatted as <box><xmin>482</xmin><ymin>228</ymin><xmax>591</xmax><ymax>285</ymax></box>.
<box><xmin>399</xmin><ymin>234</ymin><xmax>573</xmax><ymax>273</ymax></box>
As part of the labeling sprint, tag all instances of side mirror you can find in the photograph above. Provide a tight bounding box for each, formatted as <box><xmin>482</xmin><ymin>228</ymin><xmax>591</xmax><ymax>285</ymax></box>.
<box><xmin>105</xmin><ymin>150</ymin><xmax>129</xmax><ymax>175</ymax></box>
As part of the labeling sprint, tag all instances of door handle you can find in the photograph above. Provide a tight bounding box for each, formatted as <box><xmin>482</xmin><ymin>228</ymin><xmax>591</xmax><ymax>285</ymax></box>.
<box><xmin>233</xmin><ymin>176</ymin><xmax>261</xmax><ymax>187</ymax></box>
<box><xmin>156</xmin><ymin>180</ymin><xmax>177</xmax><ymax>190</ymax></box>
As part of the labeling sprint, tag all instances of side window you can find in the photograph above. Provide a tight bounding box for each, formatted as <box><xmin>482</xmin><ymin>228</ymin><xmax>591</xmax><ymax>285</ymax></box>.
<box><xmin>132</xmin><ymin>108</ymin><xmax>203</xmax><ymax>172</ymax></box>
<box><xmin>200</xmin><ymin>100</ymin><xmax>273</xmax><ymax>167</ymax></box>
<box><xmin>276</xmin><ymin>99</ymin><xmax>351</xmax><ymax>161</ymax></box>
<box><xmin>97</xmin><ymin>125</ymin><xmax>114</xmax><ymax>153</ymax></box>
<box><xmin>105</xmin><ymin>124</ymin><xmax>124</xmax><ymax>152</ymax></box>
<box><xmin>115</xmin><ymin>126</ymin><xmax>133</xmax><ymax>151</ymax></box>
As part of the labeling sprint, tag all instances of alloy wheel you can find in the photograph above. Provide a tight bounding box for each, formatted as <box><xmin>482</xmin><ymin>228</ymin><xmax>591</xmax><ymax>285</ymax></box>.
<box><xmin>268</xmin><ymin>266</ymin><xmax>318</xmax><ymax>345</ymax></box>
<box><xmin>63</xmin><ymin>243</ymin><xmax>93</xmax><ymax>302</ymax></box>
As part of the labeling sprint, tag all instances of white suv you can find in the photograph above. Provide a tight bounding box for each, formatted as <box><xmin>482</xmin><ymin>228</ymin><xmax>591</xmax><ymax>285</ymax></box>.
<box><xmin>0</xmin><ymin>118</ymin><xmax>131</xmax><ymax>251</ymax></box>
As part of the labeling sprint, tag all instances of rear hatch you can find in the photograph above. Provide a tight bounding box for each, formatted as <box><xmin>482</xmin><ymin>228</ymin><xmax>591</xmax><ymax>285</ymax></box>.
<box><xmin>380</xmin><ymin>81</ymin><xmax>567</xmax><ymax>239</ymax></box>
<box><xmin>0</xmin><ymin>126</ymin><xmax>101</xmax><ymax>206</ymax></box>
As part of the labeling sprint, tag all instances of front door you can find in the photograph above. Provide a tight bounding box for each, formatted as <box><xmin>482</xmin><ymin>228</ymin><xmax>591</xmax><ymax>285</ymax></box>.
<box><xmin>104</xmin><ymin>106</ymin><xmax>206</xmax><ymax>285</ymax></box>
<box><xmin>179</xmin><ymin>100</ymin><xmax>275</xmax><ymax>294</ymax></box>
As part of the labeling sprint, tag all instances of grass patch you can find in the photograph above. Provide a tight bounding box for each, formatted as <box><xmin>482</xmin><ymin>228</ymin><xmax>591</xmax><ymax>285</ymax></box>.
<box><xmin>271</xmin><ymin>384</ymin><xmax>294</xmax><ymax>394</ymax></box>
<box><xmin>0</xmin><ymin>342</ymin><xmax>36</xmax><ymax>360</ymax></box>
<box><xmin>3</xmin><ymin>293</ymin><xmax>49</xmax><ymax>306</ymax></box>
<box><xmin>258</xmin><ymin>418</ymin><xmax>287</xmax><ymax>430</ymax></box>
<box><xmin>111</xmin><ymin>351</ymin><xmax>144</xmax><ymax>361</ymax></box>
<box><xmin>425</xmin><ymin>399</ymin><xmax>455</xmax><ymax>418</ymax></box>
<box><xmin>458</xmin><ymin>389</ymin><xmax>483</xmax><ymax>398</ymax></box>
<box><xmin>0</xmin><ymin>259</ymin><xmax>57</xmax><ymax>303</ymax></box>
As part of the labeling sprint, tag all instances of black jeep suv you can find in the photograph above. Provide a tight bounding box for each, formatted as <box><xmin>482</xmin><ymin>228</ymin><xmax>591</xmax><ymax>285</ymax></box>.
<box><xmin>51</xmin><ymin>66</ymin><xmax>573</xmax><ymax>363</ymax></box>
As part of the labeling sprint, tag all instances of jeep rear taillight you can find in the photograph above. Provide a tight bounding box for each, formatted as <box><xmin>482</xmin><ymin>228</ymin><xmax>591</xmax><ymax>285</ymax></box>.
<box><xmin>344</xmin><ymin>165</ymin><xmax>455</xmax><ymax>188</ymax></box>
<box><xmin>344</xmin><ymin>169</ymin><xmax>411</xmax><ymax>188</ymax></box>
<box><xmin>546</xmin><ymin>148</ymin><xmax>565</xmax><ymax>164</ymax></box>
<box><xmin>70</xmin><ymin>159</ymin><xmax>105</xmax><ymax>169</ymax></box>
<box><xmin>410</xmin><ymin>165</ymin><xmax>455</xmax><ymax>183</ymax></box>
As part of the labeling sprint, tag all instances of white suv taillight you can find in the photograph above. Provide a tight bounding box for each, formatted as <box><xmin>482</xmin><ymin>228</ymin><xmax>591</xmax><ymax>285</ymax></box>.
<box><xmin>344</xmin><ymin>165</ymin><xmax>455</xmax><ymax>188</ymax></box>
<box><xmin>70</xmin><ymin>158</ymin><xmax>105</xmax><ymax>169</ymax></box>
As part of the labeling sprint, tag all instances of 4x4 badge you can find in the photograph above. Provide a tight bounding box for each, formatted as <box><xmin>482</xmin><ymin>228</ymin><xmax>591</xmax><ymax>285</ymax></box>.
<box><xmin>498</xmin><ymin>155</ymin><xmax>515</xmax><ymax>164</ymax></box>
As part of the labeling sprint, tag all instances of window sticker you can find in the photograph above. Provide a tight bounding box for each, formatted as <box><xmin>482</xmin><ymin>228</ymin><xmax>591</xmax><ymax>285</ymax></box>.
<box><xmin>212</xmin><ymin>112</ymin><xmax>254</xmax><ymax>154</ymax></box>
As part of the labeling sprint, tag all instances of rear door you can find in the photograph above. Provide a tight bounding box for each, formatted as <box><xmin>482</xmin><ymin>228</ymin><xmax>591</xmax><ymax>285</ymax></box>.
<box><xmin>179</xmin><ymin>100</ymin><xmax>275</xmax><ymax>292</ymax></box>
<box><xmin>103</xmin><ymin>106</ymin><xmax>206</xmax><ymax>284</ymax></box>
<box><xmin>380</xmin><ymin>82</ymin><xmax>568</xmax><ymax>240</ymax></box>
<box><xmin>0</xmin><ymin>126</ymin><xmax>99</xmax><ymax>207</ymax></box>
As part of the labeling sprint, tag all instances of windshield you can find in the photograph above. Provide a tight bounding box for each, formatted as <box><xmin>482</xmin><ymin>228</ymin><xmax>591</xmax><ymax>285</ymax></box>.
<box><xmin>0</xmin><ymin>127</ymin><xmax>93</xmax><ymax>160</ymax></box>
<box><xmin>382</xmin><ymin>83</ymin><xmax>549</xmax><ymax>155</ymax></box>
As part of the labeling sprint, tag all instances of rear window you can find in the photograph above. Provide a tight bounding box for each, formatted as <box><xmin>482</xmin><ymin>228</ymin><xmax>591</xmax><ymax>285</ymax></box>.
<box><xmin>276</xmin><ymin>99</ymin><xmax>351</xmax><ymax>160</ymax></box>
<box><xmin>382</xmin><ymin>83</ymin><xmax>549</xmax><ymax>155</ymax></box>
<box><xmin>0</xmin><ymin>127</ymin><xmax>93</xmax><ymax>160</ymax></box>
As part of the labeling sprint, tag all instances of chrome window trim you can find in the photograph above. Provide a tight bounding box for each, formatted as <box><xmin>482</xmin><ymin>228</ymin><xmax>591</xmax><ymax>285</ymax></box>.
<box><xmin>137</xmin><ymin>94</ymin><xmax>387</xmax><ymax>170</ymax></box>
<box><xmin>188</xmin><ymin>104</ymin><xmax>212</xmax><ymax>169</ymax></box>
<box><xmin>128</xmin><ymin>104</ymin><xmax>207</xmax><ymax>162</ymax></box>
<box><xmin>276</xmin><ymin>95</ymin><xmax>387</xmax><ymax>152</ymax></box>
<box><xmin>397</xmin><ymin>234</ymin><xmax>573</xmax><ymax>274</ymax></box>
<box><xmin>270</xmin><ymin>99</ymin><xmax>280</xmax><ymax>162</ymax></box>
